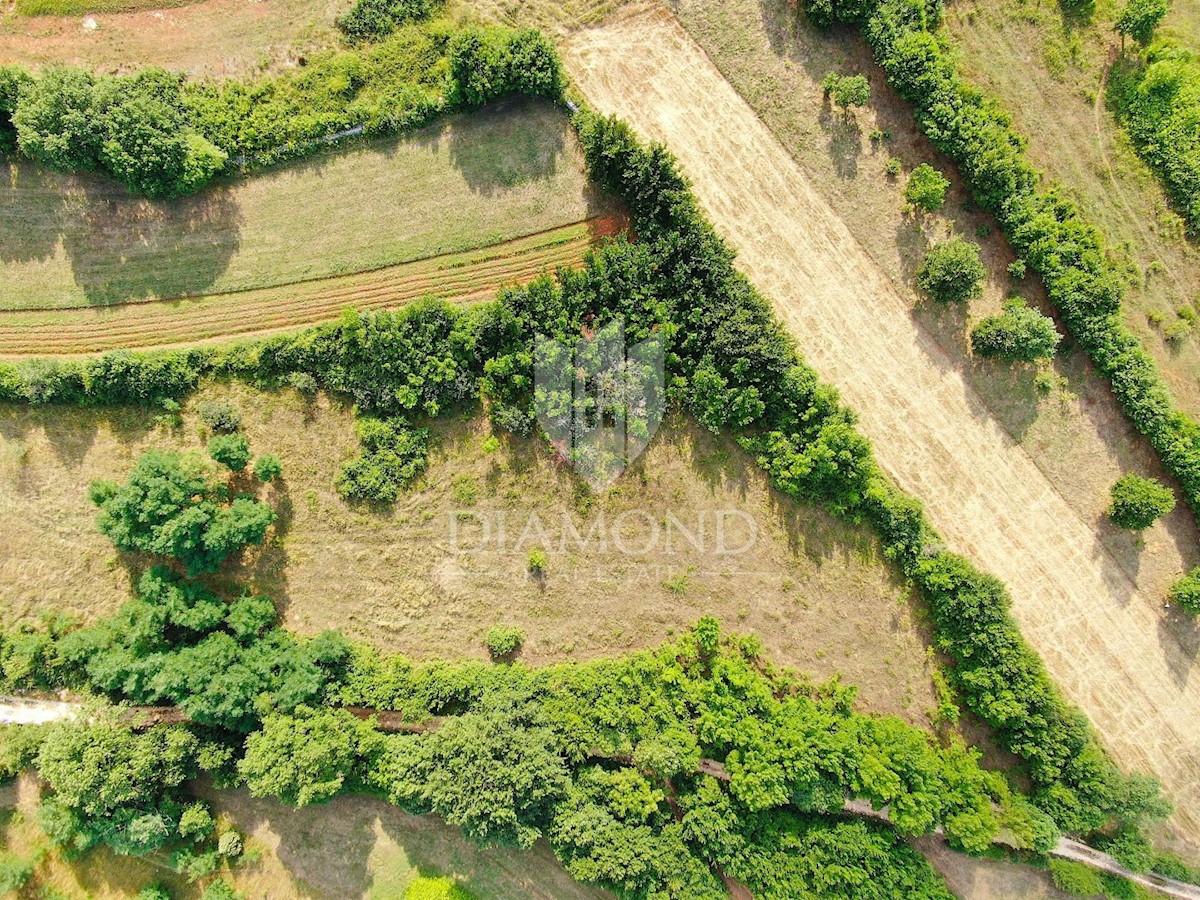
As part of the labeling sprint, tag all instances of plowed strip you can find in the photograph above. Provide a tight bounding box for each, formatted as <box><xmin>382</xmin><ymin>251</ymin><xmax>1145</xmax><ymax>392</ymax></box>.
<box><xmin>0</xmin><ymin>217</ymin><xmax>622</xmax><ymax>356</ymax></box>
<box><xmin>566</xmin><ymin>10</ymin><xmax>1200</xmax><ymax>845</ymax></box>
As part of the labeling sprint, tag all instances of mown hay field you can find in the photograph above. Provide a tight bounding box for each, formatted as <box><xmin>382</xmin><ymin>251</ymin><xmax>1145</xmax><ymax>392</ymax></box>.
<box><xmin>0</xmin><ymin>98</ymin><xmax>614</xmax><ymax>311</ymax></box>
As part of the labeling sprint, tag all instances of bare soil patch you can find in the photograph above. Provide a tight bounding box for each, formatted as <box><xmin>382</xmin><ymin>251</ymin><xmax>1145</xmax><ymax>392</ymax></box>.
<box><xmin>565</xmin><ymin>7</ymin><xmax>1200</xmax><ymax>851</ymax></box>
<box><xmin>0</xmin><ymin>382</ymin><xmax>944</xmax><ymax>724</ymax></box>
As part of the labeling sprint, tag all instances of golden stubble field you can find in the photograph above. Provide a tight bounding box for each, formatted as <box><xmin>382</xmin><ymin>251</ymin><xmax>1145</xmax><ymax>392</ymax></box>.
<box><xmin>564</xmin><ymin>6</ymin><xmax>1200</xmax><ymax>852</ymax></box>
<box><xmin>0</xmin><ymin>381</ymin><xmax>942</xmax><ymax>725</ymax></box>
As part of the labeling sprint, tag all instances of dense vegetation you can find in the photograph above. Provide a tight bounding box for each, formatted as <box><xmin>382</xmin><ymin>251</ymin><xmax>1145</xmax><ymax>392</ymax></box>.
<box><xmin>1110</xmin><ymin>42</ymin><xmax>1200</xmax><ymax>235</ymax></box>
<box><xmin>0</xmin><ymin>444</ymin><xmax>1024</xmax><ymax>897</ymax></box>
<box><xmin>971</xmin><ymin>298</ymin><xmax>1061</xmax><ymax>362</ymax></box>
<box><xmin>798</xmin><ymin>0</ymin><xmax>1200</xmax><ymax>563</ymax></box>
<box><xmin>917</xmin><ymin>238</ymin><xmax>985</xmax><ymax>303</ymax></box>
<box><xmin>0</xmin><ymin>20</ymin><xmax>562</xmax><ymax>193</ymax></box>
<box><xmin>0</xmin><ymin>103</ymin><xmax>1172</xmax><ymax>855</ymax></box>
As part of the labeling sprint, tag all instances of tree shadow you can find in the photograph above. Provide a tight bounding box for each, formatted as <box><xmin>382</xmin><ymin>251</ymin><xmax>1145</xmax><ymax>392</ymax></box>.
<box><xmin>440</xmin><ymin>96</ymin><xmax>568</xmax><ymax>198</ymax></box>
<box><xmin>0</xmin><ymin>158</ymin><xmax>243</xmax><ymax>308</ymax></box>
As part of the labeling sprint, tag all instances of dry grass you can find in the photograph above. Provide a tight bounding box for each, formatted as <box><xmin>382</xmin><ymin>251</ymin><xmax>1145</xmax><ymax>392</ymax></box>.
<box><xmin>944</xmin><ymin>0</ymin><xmax>1200</xmax><ymax>418</ymax></box>
<box><xmin>565</xmin><ymin>5</ymin><xmax>1200</xmax><ymax>854</ymax></box>
<box><xmin>0</xmin><ymin>776</ymin><xmax>609</xmax><ymax>899</ymax></box>
<box><xmin>0</xmin><ymin>217</ymin><xmax>622</xmax><ymax>356</ymax></box>
<box><xmin>0</xmin><ymin>380</ymin><xmax>945</xmax><ymax>725</ymax></box>
<box><xmin>0</xmin><ymin>97</ymin><xmax>614</xmax><ymax>311</ymax></box>
<box><xmin>0</xmin><ymin>0</ymin><xmax>344</xmax><ymax>77</ymax></box>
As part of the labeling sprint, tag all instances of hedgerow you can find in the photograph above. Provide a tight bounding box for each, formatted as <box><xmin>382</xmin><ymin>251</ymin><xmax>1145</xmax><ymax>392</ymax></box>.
<box><xmin>0</xmin><ymin>93</ymin><xmax>1169</xmax><ymax>845</ymax></box>
<box><xmin>2</xmin><ymin>19</ymin><xmax>565</xmax><ymax>193</ymax></box>
<box><xmin>799</xmin><ymin>0</ymin><xmax>1200</xmax><ymax>535</ymax></box>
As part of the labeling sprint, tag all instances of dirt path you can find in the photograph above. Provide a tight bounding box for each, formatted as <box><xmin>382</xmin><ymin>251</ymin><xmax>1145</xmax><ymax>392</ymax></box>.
<box><xmin>565</xmin><ymin>8</ymin><xmax>1200</xmax><ymax>848</ymax></box>
<box><xmin>0</xmin><ymin>217</ymin><xmax>621</xmax><ymax>356</ymax></box>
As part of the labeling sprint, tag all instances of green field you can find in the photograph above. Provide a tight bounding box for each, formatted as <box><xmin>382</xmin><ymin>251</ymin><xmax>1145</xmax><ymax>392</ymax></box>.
<box><xmin>0</xmin><ymin>96</ymin><xmax>611</xmax><ymax>310</ymax></box>
<box><xmin>13</xmin><ymin>0</ymin><xmax>198</xmax><ymax>15</ymax></box>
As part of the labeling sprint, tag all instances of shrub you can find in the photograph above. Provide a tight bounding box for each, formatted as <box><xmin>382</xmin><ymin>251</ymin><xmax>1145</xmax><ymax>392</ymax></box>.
<box><xmin>449</xmin><ymin>27</ymin><xmax>563</xmax><ymax>108</ymax></box>
<box><xmin>217</xmin><ymin>831</ymin><xmax>243</xmax><ymax>858</ymax></box>
<box><xmin>208</xmin><ymin>434</ymin><xmax>252</xmax><ymax>472</ymax></box>
<box><xmin>253</xmin><ymin>454</ymin><xmax>283</xmax><ymax>483</ymax></box>
<box><xmin>885</xmin><ymin>157</ymin><xmax>902</xmax><ymax>176</ymax></box>
<box><xmin>1048</xmin><ymin>858</ymin><xmax>1105</xmax><ymax>896</ymax></box>
<box><xmin>527</xmin><ymin>547</ymin><xmax>547</xmax><ymax>575</ymax></box>
<box><xmin>904</xmin><ymin>163</ymin><xmax>950</xmax><ymax>212</ymax></box>
<box><xmin>1169</xmin><ymin>568</ymin><xmax>1200</xmax><ymax>613</ymax></box>
<box><xmin>286</xmin><ymin>372</ymin><xmax>319</xmax><ymax>395</ymax></box>
<box><xmin>338</xmin><ymin>0</ymin><xmax>443</xmax><ymax>41</ymax></box>
<box><xmin>197</xmin><ymin>400</ymin><xmax>242</xmax><ymax>433</ymax></box>
<box><xmin>824</xmin><ymin>72</ymin><xmax>871</xmax><ymax>114</ymax></box>
<box><xmin>337</xmin><ymin>418</ymin><xmax>429</xmax><ymax>503</ymax></box>
<box><xmin>917</xmin><ymin>239</ymin><xmax>986</xmax><ymax>303</ymax></box>
<box><xmin>200</xmin><ymin>883</ymin><xmax>241</xmax><ymax>900</ymax></box>
<box><xmin>0</xmin><ymin>850</ymin><xmax>33</xmax><ymax>894</ymax></box>
<box><xmin>970</xmin><ymin>298</ymin><xmax>1061</xmax><ymax>361</ymax></box>
<box><xmin>90</xmin><ymin>449</ymin><xmax>275</xmax><ymax>574</ymax></box>
<box><xmin>484</xmin><ymin>625</ymin><xmax>523</xmax><ymax>659</ymax></box>
<box><xmin>1108</xmin><ymin>474</ymin><xmax>1175</xmax><ymax>530</ymax></box>
<box><xmin>138</xmin><ymin>886</ymin><xmax>171</xmax><ymax>900</ymax></box>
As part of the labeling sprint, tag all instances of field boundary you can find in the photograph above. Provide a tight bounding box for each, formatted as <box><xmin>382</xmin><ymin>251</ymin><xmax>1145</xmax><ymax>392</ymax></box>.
<box><xmin>0</xmin><ymin>216</ymin><xmax>623</xmax><ymax>357</ymax></box>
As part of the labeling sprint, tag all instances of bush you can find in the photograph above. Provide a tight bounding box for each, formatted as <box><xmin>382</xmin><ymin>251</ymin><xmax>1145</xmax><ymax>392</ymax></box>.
<box><xmin>1169</xmin><ymin>568</ymin><xmax>1200</xmax><ymax>613</ymax></box>
<box><xmin>527</xmin><ymin>547</ymin><xmax>547</xmax><ymax>575</ymax></box>
<box><xmin>970</xmin><ymin>298</ymin><xmax>1061</xmax><ymax>361</ymax></box>
<box><xmin>449</xmin><ymin>27</ymin><xmax>563</xmax><ymax>107</ymax></box>
<box><xmin>484</xmin><ymin>625</ymin><xmax>523</xmax><ymax>659</ymax></box>
<box><xmin>287</xmin><ymin>372</ymin><xmax>319</xmax><ymax>395</ymax></box>
<box><xmin>1048</xmin><ymin>858</ymin><xmax>1105</xmax><ymax>896</ymax></box>
<box><xmin>90</xmin><ymin>449</ymin><xmax>275</xmax><ymax>574</ymax></box>
<box><xmin>904</xmin><ymin>163</ymin><xmax>950</xmax><ymax>212</ymax></box>
<box><xmin>217</xmin><ymin>831</ymin><xmax>243</xmax><ymax>858</ymax></box>
<box><xmin>1108</xmin><ymin>474</ymin><xmax>1175</xmax><ymax>530</ymax></box>
<box><xmin>253</xmin><ymin>454</ymin><xmax>283</xmax><ymax>483</ymax></box>
<box><xmin>197</xmin><ymin>401</ymin><xmax>242</xmax><ymax>434</ymax></box>
<box><xmin>824</xmin><ymin>72</ymin><xmax>871</xmax><ymax>114</ymax></box>
<box><xmin>208</xmin><ymin>434</ymin><xmax>252</xmax><ymax>472</ymax></box>
<box><xmin>200</xmin><ymin>883</ymin><xmax>241</xmax><ymax>900</ymax></box>
<box><xmin>917</xmin><ymin>239</ymin><xmax>986</xmax><ymax>303</ymax></box>
<box><xmin>886</xmin><ymin>157</ymin><xmax>903</xmax><ymax>176</ymax></box>
<box><xmin>337</xmin><ymin>418</ymin><xmax>429</xmax><ymax>503</ymax></box>
<box><xmin>338</xmin><ymin>0</ymin><xmax>443</xmax><ymax>41</ymax></box>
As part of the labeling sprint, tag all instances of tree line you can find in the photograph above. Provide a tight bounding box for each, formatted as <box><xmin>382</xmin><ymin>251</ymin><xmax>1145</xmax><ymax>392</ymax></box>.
<box><xmin>0</xmin><ymin>18</ymin><xmax>562</xmax><ymax>197</ymax></box>
<box><xmin>0</xmin><ymin>84</ymin><xmax>1182</xmax><ymax>865</ymax></box>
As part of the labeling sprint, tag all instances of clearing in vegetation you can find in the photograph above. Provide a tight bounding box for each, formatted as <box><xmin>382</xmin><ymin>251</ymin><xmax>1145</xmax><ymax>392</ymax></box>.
<box><xmin>0</xmin><ymin>0</ymin><xmax>342</xmax><ymax>76</ymax></box>
<box><xmin>0</xmin><ymin>97</ymin><xmax>613</xmax><ymax>312</ymax></box>
<box><xmin>0</xmin><ymin>218</ymin><xmax>620</xmax><ymax>355</ymax></box>
<box><xmin>0</xmin><ymin>383</ymin><xmax>943</xmax><ymax>725</ymax></box>
<box><xmin>565</xmin><ymin>7</ymin><xmax>1200</xmax><ymax>850</ymax></box>
<box><xmin>943</xmin><ymin>0</ymin><xmax>1200</xmax><ymax>418</ymax></box>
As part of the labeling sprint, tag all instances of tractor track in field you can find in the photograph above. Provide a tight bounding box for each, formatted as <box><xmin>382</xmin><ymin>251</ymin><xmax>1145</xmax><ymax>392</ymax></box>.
<box><xmin>566</xmin><ymin>8</ymin><xmax>1200</xmax><ymax>848</ymax></box>
<box><xmin>0</xmin><ymin>216</ymin><xmax>623</xmax><ymax>357</ymax></box>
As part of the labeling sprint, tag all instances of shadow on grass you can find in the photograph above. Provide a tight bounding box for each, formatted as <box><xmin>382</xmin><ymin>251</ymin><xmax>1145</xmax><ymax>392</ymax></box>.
<box><xmin>0</xmin><ymin>159</ymin><xmax>244</xmax><ymax>307</ymax></box>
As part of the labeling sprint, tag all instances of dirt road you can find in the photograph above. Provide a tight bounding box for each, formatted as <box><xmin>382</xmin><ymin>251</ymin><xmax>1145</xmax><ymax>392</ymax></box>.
<box><xmin>566</xmin><ymin>9</ymin><xmax>1200</xmax><ymax>847</ymax></box>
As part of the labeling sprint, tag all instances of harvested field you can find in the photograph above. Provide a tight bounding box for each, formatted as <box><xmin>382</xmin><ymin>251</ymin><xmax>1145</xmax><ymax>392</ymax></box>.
<box><xmin>0</xmin><ymin>776</ymin><xmax>609</xmax><ymax>899</ymax></box>
<box><xmin>0</xmin><ymin>0</ymin><xmax>342</xmax><ymax>76</ymax></box>
<box><xmin>0</xmin><ymin>217</ymin><xmax>620</xmax><ymax>355</ymax></box>
<box><xmin>0</xmin><ymin>97</ymin><xmax>613</xmax><ymax>311</ymax></box>
<box><xmin>0</xmin><ymin>384</ymin><xmax>946</xmax><ymax>726</ymax></box>
<box><xmin>566</xmin><ymin>7</ymin><xmax>1200</xmax><ymax>851</ymax></box>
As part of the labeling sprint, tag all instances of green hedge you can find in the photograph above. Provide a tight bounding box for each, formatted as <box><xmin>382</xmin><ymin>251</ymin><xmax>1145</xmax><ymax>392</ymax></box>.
<box><xmin>2</xmin><ymin>21</ymin><xmax>564</xmax><ymax>194</ymax></box>
<box><xmin>801</xmin><ymin>0</ymin><xmax>1200</xmax><ymax>533</ymax></box>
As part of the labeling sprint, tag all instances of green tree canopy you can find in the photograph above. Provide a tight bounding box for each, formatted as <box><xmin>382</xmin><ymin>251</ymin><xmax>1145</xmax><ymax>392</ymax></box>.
<box><xmin>917</xmin><ymin>239</ymin><xmax>986</xmax><ymax>303</ymax></box>
<box><xmin>1108</xmin><ymin>474</ymin><xmax>1175</xmax><ymax>530</ymax></box>
<box><xmin>970</xmin><ymin>298</ymin><xmax>1061</xmax><ymax>361</ymax></box>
